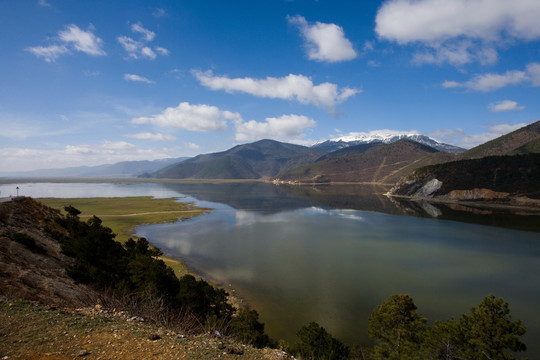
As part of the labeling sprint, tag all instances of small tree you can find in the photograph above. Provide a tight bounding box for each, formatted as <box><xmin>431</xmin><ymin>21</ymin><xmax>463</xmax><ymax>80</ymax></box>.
<box><xmin>64</xmin><ymin>205</ymin><xmax>81</xmax><ymax>217</ymax></box>
<box><xmin>291</xmin><ymin>322</ymin><xmax>349</xmax><ymax>360</ymax></box>
<box><xmin>459</xmin><ymin>294</ymin><xmax>526</xmax><ymax>360</ymax></box>
<box><xmin>228</xmin><ymin>307</ymin><xmax>270</xmax><ymax>348</ymax></box>
<box><xmin>368</xmin><ymin>294</ymin><xmax>427</xmax><ymax>359</ymax></box>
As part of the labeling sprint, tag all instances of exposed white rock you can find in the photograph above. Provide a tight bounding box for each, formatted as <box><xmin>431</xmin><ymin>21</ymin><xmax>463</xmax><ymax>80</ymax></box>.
<box><xmin>415</xmin><ymin>179</ymin><xmax>442</xmax><ymax>197</ymax></box>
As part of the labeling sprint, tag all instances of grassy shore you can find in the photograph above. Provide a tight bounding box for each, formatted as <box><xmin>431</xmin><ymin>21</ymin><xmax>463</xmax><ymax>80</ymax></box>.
<box><xmin>39</xmin><ymin>196</ymin><xmax>210</xmax><ymax>278</ymax></box>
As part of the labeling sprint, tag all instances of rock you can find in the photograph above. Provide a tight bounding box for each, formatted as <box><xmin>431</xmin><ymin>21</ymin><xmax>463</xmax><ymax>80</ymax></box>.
<box><xmin>225</xmin><ymin>347</ymin><xmax>244</xmax><ymax>355</ymax></box>
<box><xmin>77</xmin><ymin>349</ymin><xmax>90</xmax><ymax>357</ymax></box>
<box><xmin>149</xmin><ymin>334</ymin><xmax>161</xmax><ymax>341</ymax></box>
<box><xmin>415</xmin><ymin>178</ymin><xmax>442</xmax><ymax>197</ymax></box>
<box><xmin>445</xmin><ymin>188</ymin><xmax>510</xmax><ymax>201</ymax></box>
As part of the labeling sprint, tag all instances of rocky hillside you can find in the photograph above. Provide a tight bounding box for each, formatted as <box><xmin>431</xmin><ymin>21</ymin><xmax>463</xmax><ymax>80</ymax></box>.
<box><xmin>276</xmin><ymin>139</ymin><xmax>456</xmax><ymax>184</ymax></box>
<box><xmin>389</xmin><ymin>122</ymin><xmax>540</xmax><ymax>204</ymax></box>
<box><xmin>389</xmin><ymin>153</ymin><xmax>540</xmax><ymax>205</ymax></box>
<box><xmin>0</xmin><ymin>197</ymin><xmax>99</xmax><ymax>307</ymax></box>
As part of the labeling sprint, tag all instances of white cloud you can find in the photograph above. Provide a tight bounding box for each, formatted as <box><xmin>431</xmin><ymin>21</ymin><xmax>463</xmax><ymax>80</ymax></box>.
<box><xmin>234</xmin><ymin>114</ymin><xmax>316</xmax><ymax>142</ymax></box>
<box><xmin>131</xmin><ymin>102</ymin><xmax>234</xmax><ymax>132</ymax></box>
<box><xmin>527</xmin><ymin>62</ymin><xmax>540</xmax><ymax>86</ymax></box>
<box><xmin>124</xmin><ymin>74</ymin><xmax>154</xmax><ymax>84</ymax></box>
<box><xmin>153</xmin><ymin>8</ymin><xmax>166</xmax><ymax>17</ymax></box>
<box><xmin>155</xmin><ymin>46</ymin><xmax>169</xmax><ymax>55</ymax></box>
<box><xmin>193</xmin><ymin>70</ymin><xmax>359</xmax><ymax>114</ymax></box>
<box><xmin>58</xmin><ymin>24</ymin><xmax>106</xmax><ymax>56</ymax></box>
<box><xmin>0</xmin><ymin>142</ymin><xmax>181</xmax><ymax>172</ymax></box>
<box><xmin>131</xmin><ymin>22</ymin><xmax>155</xmax><ymax>41</ymax></box>
<box><xmin>412</xmin><ymin>41</ymin><xmax>498</xmax><ymax>66</ymax></box>
<box><xmin>117</xmin><ymin>36</ymin><xmax>141</xmax><ymax>56</ymax></box>
<box><xmin>429</xmin><ymin>122</ymin><xmax>529</xmax><ymax>148</ymax></box>
<box><xmin>38</xmin><ymin>0</ymin><xmax>52</xmax><ymax>8</ymax></box>
<box><xmin>442</xmin><ymin>63</ymin><xmax>539</xmax><ymax>91</ymax></box>
<box><xmin>488</xmin><ymin>100</ymin><xmax>525</xmax><ymax>112</ymax></box>
<box><xmin>183</xmin><ymin>142</ymin><xmax>200</xmax><ymax>149</ymax></box>
<box><xmin>288</xmin><ymin>15</ymin><xmax>357</xmax><ymax>63</ymax></box>
<box><xmin>141</xmin><ymin>46</ymin><xmax>157</xmax><ymax>59</ymax></box>
<box><xmin>25</xmin><ymin>44</ymin><xmax>69</xmax><ymax>62</ymax></box>
<box><xmin>26</xmin><ymin>24</ymin><xmax>105</xmax><ymax>61</ymax></box>
<box><xmin>125</xmin><ymin>132</ymin><xmax>176</xmax><ymax>141</ymax></box>
<box><xmin>117</xmin><ymin>23</ymin><xmax>166</xmax><ymax>60</ymax></box>
<box><xmin>376</xmin><ymin>0</ymin><xmax>540</xmax><ymax>66</ymax></box>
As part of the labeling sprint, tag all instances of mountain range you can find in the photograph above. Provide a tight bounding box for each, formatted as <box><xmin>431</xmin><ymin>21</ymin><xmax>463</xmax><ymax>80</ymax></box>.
<box><xmin>0</xmin><ymin>157</ymin><xmax>188</xmax><ymax>178</ymax></box>
<box><xmin>2</xmin><ymin>123</ymin><xmax>539</xmax><ymax>196</ymax></box>
<box><xmin>277</xmin><ymin>139</ymin><xmax>457</xmax><ymax>184</ymax></box>
<box><xmin>312</xmin><ymin>133</ymin><xmax>465</xmax><ymax>153</ymax></box>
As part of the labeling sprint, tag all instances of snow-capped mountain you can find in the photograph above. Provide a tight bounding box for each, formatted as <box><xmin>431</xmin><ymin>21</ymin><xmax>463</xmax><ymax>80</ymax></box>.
<box><xmin>312</xmin><ymin>132</ymin><xmax>465</xmax><ymax>154</ymax></box>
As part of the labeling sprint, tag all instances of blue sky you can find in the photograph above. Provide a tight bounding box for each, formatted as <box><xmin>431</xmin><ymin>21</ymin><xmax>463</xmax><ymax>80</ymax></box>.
<box><xmin>1</xmin><ymin>0</ymin><xmax>539</xmax><ymax>171</ymax></box>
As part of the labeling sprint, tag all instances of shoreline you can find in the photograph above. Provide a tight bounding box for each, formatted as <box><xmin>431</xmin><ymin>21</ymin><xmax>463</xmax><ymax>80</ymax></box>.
<box><xmin>386</xmin><ymin>193</ymin><xmax>540</xmax><ymax>214</ymax></box>
<box><xmin>36</xmin><ymin>195</ymin><xmax>248</xmax><ymax>311</ymax></box>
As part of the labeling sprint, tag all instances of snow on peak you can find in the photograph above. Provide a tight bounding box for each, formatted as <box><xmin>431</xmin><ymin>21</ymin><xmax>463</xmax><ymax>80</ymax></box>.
<box><xmin>329</xmin><ymin>130</ymin><xmax>441</xmax><ymax>144</ymax></box>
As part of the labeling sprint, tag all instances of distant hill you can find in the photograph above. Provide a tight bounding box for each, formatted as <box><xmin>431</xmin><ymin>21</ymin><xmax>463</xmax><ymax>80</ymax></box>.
<box><xmin>313</xmin><ymin>133</ymin><xmax>465</xmax><ymax>154</ymax></box>
<box><xmin>277</xmin><ymin>139</ymin><xmax>456</xmax><ymax>184</ymax></box>
<box><xmin>459</xmin><ymin>120</ymin><xmax>540</xmax><ymax>159</ymax></box>
<box><xmin>1</xmin><ymin>157</ymin><xmax>188</xmax><ymax>178</ymax></box>
<box><xmin>150</xmin><ymin>139</ymin><xmax>325</xmax><ymax>179</ymax></box>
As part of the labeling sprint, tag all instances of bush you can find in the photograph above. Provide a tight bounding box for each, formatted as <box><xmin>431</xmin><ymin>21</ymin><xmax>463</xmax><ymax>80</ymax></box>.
<box><xmin>229</xmin><ymin>308</ymin><xmax>271</xmax><ymax>348</ymax></box>
<box><xmin>290</xmin><ymin>322</ymin><xmax>350</xmax><ymax>360</ymax></box>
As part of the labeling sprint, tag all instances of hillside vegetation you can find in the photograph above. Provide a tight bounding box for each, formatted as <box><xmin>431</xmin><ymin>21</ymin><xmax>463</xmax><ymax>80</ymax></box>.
<box><xmin>150</xmin><ymin>139</ymin><xmax>324</xmax><ymax>179</ymax></box>
<box><xmin>390</xmin><ymin>121</ymin><xmax>540</xmax><ymax>204</ymax></box>
<box><xmin>459</xmin><ymin>120</ymin><xmax>540</xmax><ymax>159</ymax></box>
<box><xmin>277</xmin><ymin>139</ymin><xmax>455</xmax><ymax>184</ymax></box>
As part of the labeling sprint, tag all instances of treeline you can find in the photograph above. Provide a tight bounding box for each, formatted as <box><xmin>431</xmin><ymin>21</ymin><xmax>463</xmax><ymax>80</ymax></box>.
<box><xmin>55</xmin><ymin>206</ymin><xmax>527</xmax><ymax>359</ymax></box>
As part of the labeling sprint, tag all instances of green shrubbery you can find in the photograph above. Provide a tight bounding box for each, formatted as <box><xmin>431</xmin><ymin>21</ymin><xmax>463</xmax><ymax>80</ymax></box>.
<box><xmin>55</xmin><ymin>206</ymin><xmax>268</xmax><ymax>345</ymax></box>
<box><xmin>368</xmin><ymin>294</ymin><xmax>526</xmax><ymax>360</ymax></box>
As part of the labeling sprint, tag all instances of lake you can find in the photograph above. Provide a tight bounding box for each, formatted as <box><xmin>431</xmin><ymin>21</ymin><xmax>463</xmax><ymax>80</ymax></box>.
<box><xmin>3</xmin><ymin>181</ymin><xmax>540</xmax><ymax>355</ymax></box>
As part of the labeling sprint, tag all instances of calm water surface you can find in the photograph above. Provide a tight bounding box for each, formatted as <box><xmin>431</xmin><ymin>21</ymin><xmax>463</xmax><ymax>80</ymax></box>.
<box><xmin>4</xmin><ymin>181</ymin><xmax>539</xmax><ymax>355</ymax></box>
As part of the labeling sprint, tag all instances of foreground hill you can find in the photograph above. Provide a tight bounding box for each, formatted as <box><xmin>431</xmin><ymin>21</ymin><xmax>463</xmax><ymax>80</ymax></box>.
<box><xmin>149</xmin><ymin>139</ymin><xmax>325</xmax><ymax>179</ymax></box>
<box><xmin>276</xmin><ymin>139</ymin><xmax>456</xmax><ymax>184</ymax></box>
<box><xmin>0</xmin><ymin>197</ymin><xmax>98</xmax><ymax>306</ymax></box>
<box><xmin>0</xmin><ymin>197</ymin><xmax>290</xmax><ymax>359</ymax></box>
<box><xmin>390</xmin><ymin>121</ymin><xmax>540</xmax><ymax>205</ymax></box>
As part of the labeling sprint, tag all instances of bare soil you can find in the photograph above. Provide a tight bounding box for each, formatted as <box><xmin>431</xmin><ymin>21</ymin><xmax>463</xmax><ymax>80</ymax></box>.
<box><xmin>0</xmin><ymin>297</ymin><xmax>292</xmax><ymax>360</ymax></box>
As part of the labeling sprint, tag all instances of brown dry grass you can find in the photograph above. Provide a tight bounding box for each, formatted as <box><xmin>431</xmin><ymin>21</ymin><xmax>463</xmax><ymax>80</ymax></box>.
<box><xmin>0</xmin><ymin>296</ymin><xmax>291</xmax><ymax>360</ymax></box>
